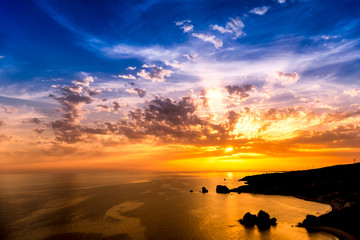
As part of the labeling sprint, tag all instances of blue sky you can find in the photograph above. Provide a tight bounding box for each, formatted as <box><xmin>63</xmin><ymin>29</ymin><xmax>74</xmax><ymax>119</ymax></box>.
<box><xmin>1</xmin><ymin>0</ymin><xmax>360</xmax><ymax>172</ymax></box>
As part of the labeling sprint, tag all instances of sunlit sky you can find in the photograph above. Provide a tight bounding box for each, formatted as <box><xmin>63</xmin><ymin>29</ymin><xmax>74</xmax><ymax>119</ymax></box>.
<box><xmin>1</xmin><ymin>0</ymin><xmax>360</xmax><ymax>172</ymax></box>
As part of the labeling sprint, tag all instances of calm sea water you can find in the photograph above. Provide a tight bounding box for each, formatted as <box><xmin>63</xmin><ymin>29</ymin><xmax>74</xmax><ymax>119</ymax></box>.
<box><xmin>0</xmin><ymin>172</ymin><xmax>337</xmax><ymax>240</ymax></box>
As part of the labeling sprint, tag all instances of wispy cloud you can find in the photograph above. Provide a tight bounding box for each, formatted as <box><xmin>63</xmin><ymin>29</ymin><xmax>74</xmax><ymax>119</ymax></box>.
<box><xmin>175</xmin><ymin>20</ymin><xmax>194</xmax><ymax>33</ymax></box>
<box><xmin>249</xmin><ymin>6</ymin><xmax>270</xmax><ymax>15</ymax></box>
<box><xmin>210</xmin><ymin>17</ymin><xmax>245</xmax><ymax>39</ymax></box>
<box><xmin>192</xmin><ymin>33</ymin><xmax>223</xmax><ymax>49</ymax></box>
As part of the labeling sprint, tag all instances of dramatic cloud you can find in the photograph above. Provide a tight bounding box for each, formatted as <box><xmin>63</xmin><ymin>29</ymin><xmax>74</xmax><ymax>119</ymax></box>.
<box><xmin>49</xmin><ymin>75</ymin><xmax>105</xmax><ymax>143</ymax></box>
<box><xmin>210</xmin><ymin>17</ymin><xmax>245</xmax><ymax>39</ymax></box>
<box><xmin>118</xmin><ymin>74</ymin><xmax>136</xmax><ymax>80</ymax></box>
<box><xmin>175</xmin><ymin>20</ymin><xmax>194</xmax><ymax>33</ymax></box>
<box><xmin>192</xmin><ymin>33</ymin><xmax>223</xmax><ymax>49</ymax></box>
<box><xmin>137</xmin><ymin>64</ymin><xmax>173</xmax><ymax>82</ymax></box>
<box><xmin>249</xmin><ymin>6</ymin><xmax>270</xmax><ymax>15</ymax></box>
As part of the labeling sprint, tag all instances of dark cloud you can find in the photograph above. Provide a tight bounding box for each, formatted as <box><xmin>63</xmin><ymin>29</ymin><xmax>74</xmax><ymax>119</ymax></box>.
<box><xmin>0</xmin><ymin>120</ymin><xmax>4</xmax><ymax>127</ymax></box>
<box><xmin>113</xmin><ymin>101</ymin><xmax>121</xmax><ymax>112</ymax></box>
<box><xmin>34</xmin><ymin>128</ymin><xmax>45</xmax><ymax>134</ymax></box>
<box><xmin>225</xmin><ymin>84</ymin><xmax>255</xmax><ymax>99</ymax></box>
<box><xmin>134</xmin><ymin>88</ymin><xmax>146</xmax><ymax>98</ymax></box>
<box><xmin>23</xmin><ymin>117</ymin><xmax>42</xmax><ymax>124</ymax></box>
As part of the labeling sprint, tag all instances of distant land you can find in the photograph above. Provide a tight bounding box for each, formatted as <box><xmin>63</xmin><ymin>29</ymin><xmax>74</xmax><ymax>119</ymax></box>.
<box><xmin>236</xmin><ymin>163</ymin><xmax>360</xmax><ymax>240</ymax></box>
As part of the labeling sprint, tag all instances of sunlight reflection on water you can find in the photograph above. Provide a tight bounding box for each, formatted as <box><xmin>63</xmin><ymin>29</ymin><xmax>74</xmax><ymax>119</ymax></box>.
<box><xmin>0</xmin><ymin>172</ymin><xmax>337</xmax><ymax>240</ymax></box>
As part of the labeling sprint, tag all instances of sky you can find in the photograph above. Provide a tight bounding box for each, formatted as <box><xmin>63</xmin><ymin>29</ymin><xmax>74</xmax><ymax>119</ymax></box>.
<box><xmin>0</xmin><ymin>0</ymin><xmax>360</xmax><ymax>172</ymax></box>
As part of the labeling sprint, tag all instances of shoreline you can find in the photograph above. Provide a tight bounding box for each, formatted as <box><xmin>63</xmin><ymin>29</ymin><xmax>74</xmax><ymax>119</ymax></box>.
<box><xmin>236</xmin><ymin>163</ymin><xmax>360</xmax><ymax>240</ymax></box>
<box><xmin>289</xmin><ymin>195</ymin><xmax>357</xmax><ymax>240</ymax></box>
<box><xmin>250</xmin><ymin>192</ymin><xmax>354</xmax><ymax>240</ymax></box>
<box><xmin>301</xmin><ymin>226</ymin><xmax>357</xmax><ymax>240</ymax></box>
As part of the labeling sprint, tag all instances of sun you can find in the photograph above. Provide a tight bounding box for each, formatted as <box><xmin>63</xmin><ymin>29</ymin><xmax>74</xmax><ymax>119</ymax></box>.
<box><xmin>225</xmin><ymin>147</ymin><xmax>233</xmax><ymax>152</ymax></box>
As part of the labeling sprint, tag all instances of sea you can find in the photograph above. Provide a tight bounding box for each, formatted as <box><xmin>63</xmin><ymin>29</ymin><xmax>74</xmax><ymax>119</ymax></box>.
<box><xmin>0</xmin><ymin>172</ymin><xmax>337</xmax><ymax>240</ymax></box>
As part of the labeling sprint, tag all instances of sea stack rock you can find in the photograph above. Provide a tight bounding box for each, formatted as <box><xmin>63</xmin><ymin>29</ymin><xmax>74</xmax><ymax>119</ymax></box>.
<box><xmin>202</xmin><ymin>187</ymin><xmax>208</xmax><ymax>193</ymax></box>
<box><xmin>216</xmin><ymin>185</ymin><xmax>230</xmax><ymax>193</ymax></box>
<box><xmin>239</xmin><ymin>210</ymin><xmax>277</xmax><ymax>229</ymax></box>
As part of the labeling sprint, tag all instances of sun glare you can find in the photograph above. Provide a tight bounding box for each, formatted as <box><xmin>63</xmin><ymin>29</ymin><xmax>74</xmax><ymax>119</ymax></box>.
<box><xmin>225</xmin><ymin>147</ymin><xmax>233</xmax><ymax>152</ymax></box>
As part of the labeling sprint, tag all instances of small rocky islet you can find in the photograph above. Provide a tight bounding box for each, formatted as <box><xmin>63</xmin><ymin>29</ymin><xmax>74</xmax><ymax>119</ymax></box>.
<box><xmin>239</xmin><ymin>210</ymin><xmax>277</xmax><ymax>229</ymax></box>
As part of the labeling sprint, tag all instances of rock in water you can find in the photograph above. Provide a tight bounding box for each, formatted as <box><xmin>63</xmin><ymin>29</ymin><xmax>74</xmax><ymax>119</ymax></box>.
<box><xmin>239</xmin><ymin>212</ymin><xmax>257</xmax><ymax>227</ymax></box>
<box><xmin>216</xmin><ymin>185</ymin><xmax>230</xmax><ymax>193</ymax></box>
<box><xmin>202</xmin><ymin>187</ymin><xmax>208</xmax><ymax>193</ymax></box>
<box><xmin>239</xmin><ymin>210</ymin><xmax>277</xmax><ymax>229</ymax></box>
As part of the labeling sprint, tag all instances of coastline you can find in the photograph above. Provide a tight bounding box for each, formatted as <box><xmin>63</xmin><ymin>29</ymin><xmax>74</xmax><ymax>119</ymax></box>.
<box><xmin>283</xmin><ymin>194</ymin><xmax>357</xmax><ymax>240</ymax></box>
<box><xmin>235</xmin><ymin>163</ymin><xmax>360</xmax><ymax>240</ymax></box>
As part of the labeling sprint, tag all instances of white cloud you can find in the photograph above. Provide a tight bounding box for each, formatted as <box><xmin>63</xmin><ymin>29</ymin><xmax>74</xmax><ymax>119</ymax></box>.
<box><xmin>321</xmin><ymin>35</ymin><xmax>340</xmax><ymax>40</ymax></box>
<box><xmin>175</xmin><ymin>19</ymin><xmax>194</xmax><ymax>33</ymax></box>
<box><xmin>126</xmin><ymin>66</ymin><xmax>136</xmax><ymax>70</ymax></box>
<box><xmin>344</xmin><ymin>89</ymin><xmax>360</xmax><ymax>97</ymax></box>
<box><xmin>278</xmin><ymin>0</ymin><xmax>286</xmax><ymax>3</ymax></box>
<box><xmin>192</xmin><ymin>33</ymin><xmax>223</xmax><ymax>49</ymax></box>
<box><xmin>142</xmin><ymin>64</ymin><xmax>157</xmax><ymax>68</ymax></box>
<box><xmin>0</xmin><ymin>56</ymin><xmax>4</xmax><ymax>59</ymax></box>
<box><xmin>175</xmin><ymin>20</ymin><xmax>191</xmax><ymax>26</ymax></box>
<box><xmin>210</xmin><ymin>17</ymin><xmax>245</xmax><ymax>39</ymax></box>
<box><xmin>249</xmin><ymin>6</ymin><xmax>270</xmax><ymax>15</ymax></box>
<box><xmin>118</xmin><ymin>74</ymin><xmax>136</xmax><ymax>80</ymax></box>
<box><xmin>137</xmin><ymin>65</ymin><xmax>173</xmax><ymax>82</ymax></box>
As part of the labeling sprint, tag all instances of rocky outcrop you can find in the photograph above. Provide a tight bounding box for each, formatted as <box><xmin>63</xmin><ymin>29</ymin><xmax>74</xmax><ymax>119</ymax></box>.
<box><xmin>216</xmin><ymin>185</ymin><xmax>230</xmax><ymax>193</ymax></box>
<box><xmin>202</xmin><ymin>187</ymin><xmax>208</xmax><ymax>193</ymax></box>
<box><xmin>239</xmin><ymin>210</ymin><xmax>277</xmax><ymax>229</ymax></box>
<box><xmin>239</xmin><ymin>212</ymin><xmax>257</xmax><ymax>227</ymax></box>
